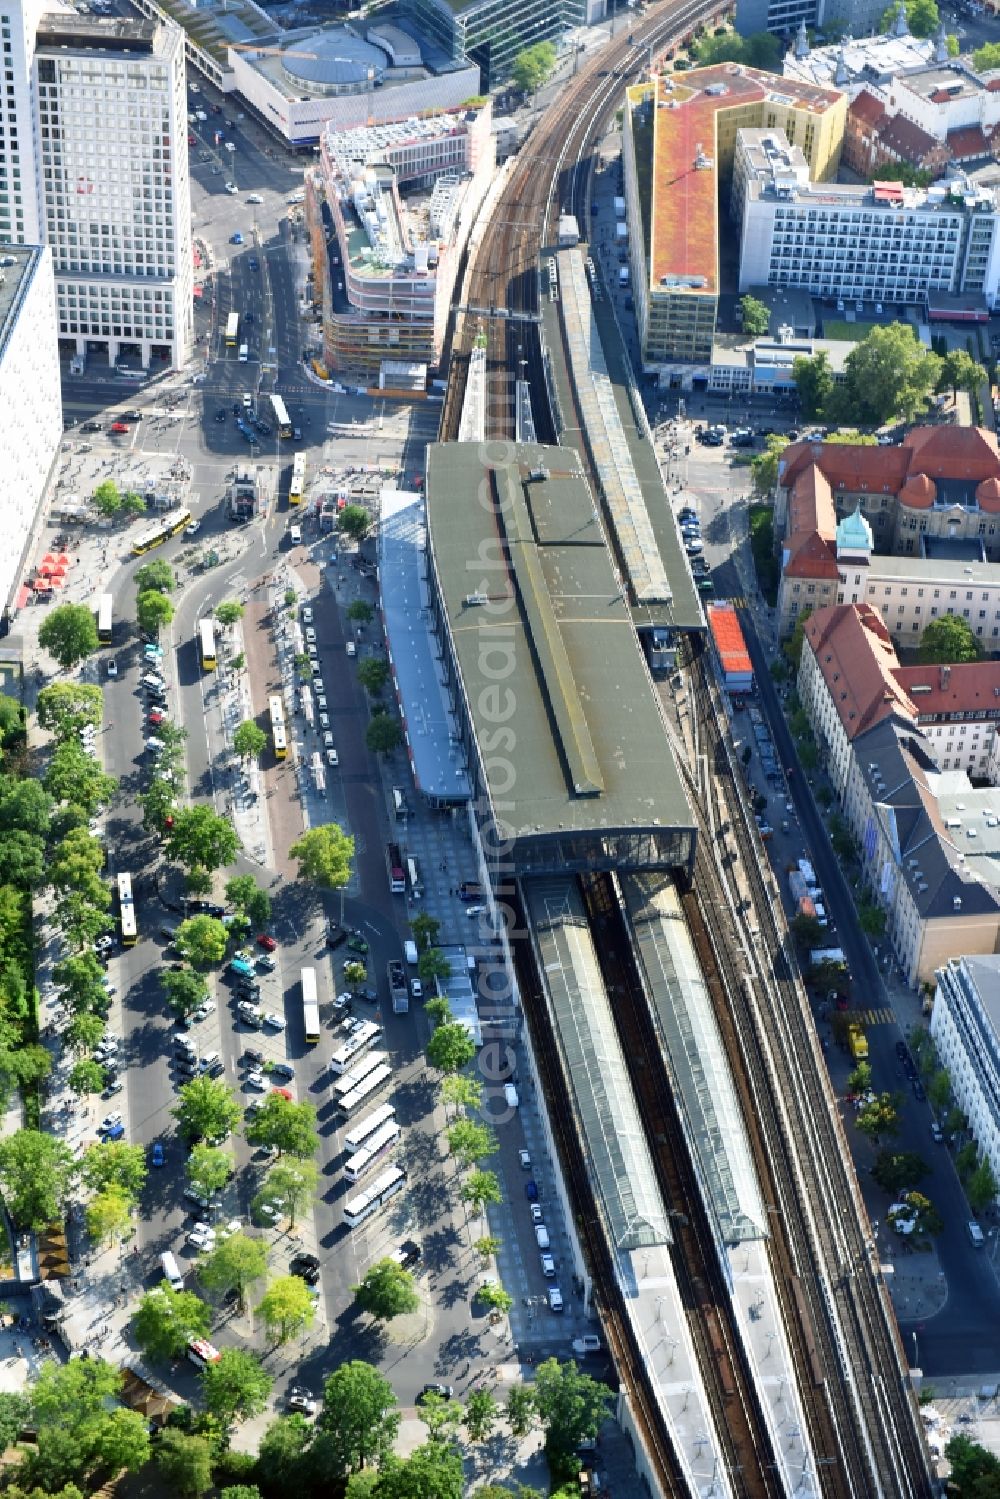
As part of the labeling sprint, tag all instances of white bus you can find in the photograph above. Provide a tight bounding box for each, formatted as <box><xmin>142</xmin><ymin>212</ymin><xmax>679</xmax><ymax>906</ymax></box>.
<box><xmin>271</xmin><ymin>393</ymin><xmax>292</xmax><ymax>439</ymax></box>
<box><xmin>333</xmin><ymin>1050</ymin><xmax>390</xmax><ymax>1100</ymax></box>
<box><xmin>344</xmin><ymin>1118</ymin><xmax>401</xmax><ymax>1184</ymax></box>
<box><xmin>199</xmin><ymin>618</ymin><xmax>217</xmax><ymax>671</ymax></box>
<box><xmin>117</xmin><ymin>871</ymin><xmax>137</xmax><ymax>946</ymax></box>
<box><xmin>301</xmin><ymin>966</ymin><xmax>320</xmax><ymax>1045</ymax></box>
<box><xmin>330</xmin><ymin>1019</ymin><xmax>382</xmax><ymax>1076</ymax></box>
<box><xmin>96</xmin><ymin>593</ymin><xmax>113</xmax><ymax>645</ymax></box>
<box><xmin>225</xmin><ymin>312</ymin><xmax>239</xmax><ymax>348</ymax></box>
<box><xmin>336</xmin><ymin>1063</ymin><xmax>392</xmax><ymax>1119</ymax></box>
<box><xmin>343</xmin><ymin>1164</ymin><xmax>406</xmax><ymax>1228</ymax></box>
<box><xmin>343</xmin><ymin>1101</ymin><xmax>396</xmax><ymax>1156</ymax></box>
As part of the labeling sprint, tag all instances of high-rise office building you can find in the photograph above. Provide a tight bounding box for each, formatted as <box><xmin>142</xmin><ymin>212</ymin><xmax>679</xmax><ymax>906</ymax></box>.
<box><xmin>0</xmin><ymin>0</ymin><xmax>192</xmax><ymax>368</ymax></box>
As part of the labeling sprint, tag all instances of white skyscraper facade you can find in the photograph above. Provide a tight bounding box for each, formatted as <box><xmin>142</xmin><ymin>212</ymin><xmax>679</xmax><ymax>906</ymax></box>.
<box><xmin>0</xmin><ymin>0</ymin><xmax>192</xmax><ymax>367</ymax></box>
<box><xmin>0</xmin><ymin>243</ymin><xmax>61</xmax><ymax>616</ymax></box>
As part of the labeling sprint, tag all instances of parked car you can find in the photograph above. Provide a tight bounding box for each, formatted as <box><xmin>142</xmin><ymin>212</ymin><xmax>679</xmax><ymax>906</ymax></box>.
<box><xmin>257</xmin><ymin>934</ymin><xmax>277</xmax><ymax>952</ymax></box>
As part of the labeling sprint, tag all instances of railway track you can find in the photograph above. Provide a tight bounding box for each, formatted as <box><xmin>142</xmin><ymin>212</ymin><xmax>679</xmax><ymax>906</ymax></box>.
<box><xmin>581</xmin><ymin>871</ymin><xmax>783</xmax><ymax>1499</ymax></box>
<box><xmin>679</xmin><ymin>636</ymin><xmax>932</xmax><ymax>1496</ymax></box>
<box><xmin>440</xmin><ymin>0</ymin><xmax>725</xmax><ymax>445</ymax></box>
<box><xmin>507</xmin><ymin>887</ymin><xmax>689</xmax><ymax>1497</ymax></box>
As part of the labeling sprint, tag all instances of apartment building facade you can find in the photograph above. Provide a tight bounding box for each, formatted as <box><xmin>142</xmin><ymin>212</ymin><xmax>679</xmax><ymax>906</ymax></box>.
<box><xmin>931</xmin><ymin>956</ymin><xmax>1000</xmax><ymax>1181</ymax></box>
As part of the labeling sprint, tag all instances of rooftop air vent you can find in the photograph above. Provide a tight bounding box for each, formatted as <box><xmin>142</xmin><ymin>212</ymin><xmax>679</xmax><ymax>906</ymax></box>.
<box><xmin>464</xmin><ymin>592</ymin><xmax>488</xmax><ymax>607</ymax></box>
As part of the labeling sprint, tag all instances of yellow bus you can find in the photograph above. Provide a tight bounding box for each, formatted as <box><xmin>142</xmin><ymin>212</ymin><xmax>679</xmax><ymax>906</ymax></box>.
<box><xmin>271</xmin><ymin>393</ymin><xmax>292</xmax><ymax>439</ymax></box>
<box><xmin>117</xmin><ymin>872</ymin><xmax>137</xmax><ymax>946</ymax></box>
<box><xmin>269</xmin><ymin>694</ymin><xmax>287</xmax><ymax>759</ymax></box>
<box><xmin>131</xmin><ymin>507</ymin><xmax>192</xmax><ymax>556</ymax></box>
<box><xmin>199</xmin><ymin>618</ymin><xmax>217</xmax><ymax>671</ymax></box>
<box><xmin>289</xmin><ymin>454</ymin><xmax>306</xmax><ymax>505</ymax></box>
<box><xmin>225</xmin><ymin>312</ymin><xmax>239</xmax><ymax>348</ymax></box>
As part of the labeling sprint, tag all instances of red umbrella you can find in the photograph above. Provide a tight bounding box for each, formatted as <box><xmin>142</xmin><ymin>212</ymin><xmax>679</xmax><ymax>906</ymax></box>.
<box><xmin>56</xmin><ymin>553</ymin><xmax>70</xmax><ymax>566</ymax></box>
<box><xmin>33</xmin><ymin>578</ymin><xmax>51</xmax><ymax>592</ymax></box>
<box><xmin>49</xmin><ymin>573</ymin><xmax>65</xmax><ymax>588</ymax></box>
<box><xmin>40</xmin><ymin>553</ymin><xmax>55</xmax><ymax>567</ymax></box>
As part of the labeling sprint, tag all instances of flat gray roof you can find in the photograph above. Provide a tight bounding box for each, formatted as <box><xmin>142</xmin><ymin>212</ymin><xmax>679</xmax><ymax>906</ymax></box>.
<box><xmin>425</xmin><ymin>442</ymin><xmax>694</xmax><ymax>856</ymax></box>
<box><xmin>0</xmin><ymin>247</ymin><xmax>44</xmax><ymax>365</ymax></box>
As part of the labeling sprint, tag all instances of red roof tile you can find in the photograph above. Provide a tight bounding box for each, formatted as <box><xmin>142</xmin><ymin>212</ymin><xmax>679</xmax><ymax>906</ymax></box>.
<box><xmin>947</xmin><ymin>125</ymin><xmax>990</xmax><ymax>159</ymax></box>
<box><xmin>848</xmin><ymin>89</ymin><xmax>886</xmax><ymax>129</ymax></box>
<box><xmin>894</xmin><ymin>660</ymin><xmax>1000</xmax><ymax>718</ymax></box>
<box><xmin>805</xmin><ymin>604</ymin><xmax>915</xmax><ymax>741</ymax></box>
<box><xmin>707</xmin><ymin>603</ymin><xmax>752</xmax><ymax>676</ymax></box>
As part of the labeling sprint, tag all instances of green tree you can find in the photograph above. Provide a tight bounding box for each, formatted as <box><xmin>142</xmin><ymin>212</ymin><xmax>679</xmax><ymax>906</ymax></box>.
<box><xmin>352</xmin><ymin>1258</ymin><xmax>420</xmax><ymax>1322</ymax></box>
<box><xmin>856</xmin><ymin>1091</ymin><xmax>901</xmax><ymax>1146</ymax></box>
<box><xmin>160</xmin><ymin>966</ymin><xmax>209</xmax><ymax>1020</ymax></box>
<box><xmin>366</xmin><ymin>713</ymin><xmax>402</xmax><ymax>755</ymax></box>
<box><xmin>80</xmin><ymin>1140</ymin><xmax>147</xmax><ymax>1200</ymax></box>
<box><xmin>446</xmin><ymin>1119</ymin><xmax>497</xmax><ymax>1166</ymax></box>
<box><xmin>739</xmin><ymin>293</ymin><xmax>770</xmax><ymax>338</ymax></box>
<box><xmin>67</xmin><ymin>1057</ymin><xmax>106</xmax><ymax>1096</ymax></box>
<box><xmin>32</xmin><ymin>1355</ymin><xmax>122</xmax><ymax>1429</ymax></box>
<box><xmin>289</xmin><ymin>823</ymin><xmax>355</xmax><ymax>888</ymax></box>
<box><xmin>0</xmin><ymin>774</ymin><xmax>51</xmax><ymax>836</ymax></box>
<box><xmin>45</xmin><ymin>745</ymin><xmax>116</xmax><ymax>818</ymax></box>
<box><xmin>316</xmin><ymin>1361</ymin><xmax>401</xmax><ymax>1478</ymax></box>
<box><xmin>973</xmin><ymin>41</ymin><xmax>1000</xmax><ymax>70</ymax></box>
<box><xmin>88</xmin><ymin>476</ymin><xmax>117</xmax><ymax>520</ymax></box>
<box><xmin>37</xmin><ymin>682</ymin><xmax>103</xmax><ymax>738</ymax></box>
<box><xmin>957</xmin><ymin>1140</ymin><xmax>979</xmax><ymax>1178</ymax></box>
<box><xmin>846</xmin><ymin>1061</ymin><xmax>872</xmax><ymax>1096</ymax></box>
<box><xmin>506</xmin><ymin>1385</ymin><xmax>536</xmax><ymax>1438</ymax></box>
<box><xmin>918</xmin><ymin>612</ymin><xmax>983</xmax><ymax>664</ymax></box>
<box><xmin>750</xmin><ymin>434</ymin><xmax>789</xmax><ymax>496</ymax></box>
<box><xmin>174</xmin><ymin>914</ymin><xmax>228</xmax><ymax>968</ymax></box>
<box><xmin>215</xmin><ymin>600</ymin><xmax>245</xmax><ymax>627</ymax></box>
<box><xmin>140</xmin><ymin>775</ymin><xmax>177</xmax><ymax>835</ymax></box>
<box><xmin>946</xmin><ymin>1432</ymin><xmax>1000</xmax><ymax>1488</ymax></box>
<box><xmin>475</xmin><ymin>1234</ymin><xmax>503</xmax><ymax>1263</ymax></box>
<box><xmin>166</xmin><ymin>805</ymin><xmax>239</xmax><ymax>873</ymax></box>
<box><xmin>0</xmin><ymin>693</ymin><xmax>21</xmax><ymax>747</ymax></box>
<box><xmin>425</xmin><ymin>996</ymin><xmax>452</xmax><ymax>1028</ymax></box>
<box><xmin>137</xmin><ymin>589</ymin><xmax>174</xmax><ymax>637</ymax></box>
<box><xmin>38</xmin><ymin>604</ymin><xmax>100</xmax><ymax>671</ymax></box>
<box><xmin>65</xmin><ymin>1011</ymin><xmax>106</xmax><ymax>1055</ymax></box>
<box><xmin>154</xmin><ymin>1429</ymin><xmax>214</xmax><ymax>1498</ymax></box>
<box><xmin>418</xmin><ymin>946</ymin><xmax>452</xmax><ymax>987</ymax></box>
<box><xmin>928</xmin><ymin>1067</ymin><xmax>952</xmax><ymax>1114</ymax></box>
<box><xmin>257</xmin><ymin>1415</ymin><xmax>313</xmax><ymax>1494</ymax></box>
<box><xmin>784</xmin><ymin>607</ymin><xmax>813</xmax><ymax>669</ymax></box>
<box><xmin>938</xmin><ymin>347</ymin><xmax>987</xmax><ymax>402</ymax></box>
<box><xmin>411</xmin><ymin>912</ymin><xmax>441</xmax><ymax>952</ymax></box>
<box><xmin>899</xmin><ymin>1189</ymin><xmax>942</xmax><ymax>1236</ymax></box>
<box><xmin>857</xmin><ymin>899</ymin><xmax>887</xmax><ymax>938</ymax></box>
<box><xmin>53</xmin><ymin>951</ymin><xmax>104</xmax><ymax>1008</ymax></box>
<box><xmin>880</xmin><ymin>0</ymin><xmax>940</xmax><ymax>36</ymax></box>
<box><xmin>0</xmin><ymin>1392</ymin><xmax>30</xmax><ymax>1453</ymax></box>
<box><xmin>840</xmin><ymin>323</ymin><xmax>941</xmax><ymax>426</ymax></box>
<box><xmin>824</xmin><ymin>430</ymin><xmax>879</xmax><ymax>446</ymax></box>
<box><xmin>465</xmin><ymin>1387</ymin><xmax>499</xmax><ymax>1443</ymax></box>
<box><xmin>262</xmin><ymin>1158</ymin><xmax>318</xmax><ymax>1229</ymax></box>
<box><xmin>202</xmin><ymin>1347</ymin><xmax>273</xmax><ymax>1426</ymax></box>
<box><xmin>198</xmin><ymin>1232</ymin><xmax>268</xmax><ymax>1313</ymax></box>
<box><xmin>0</xmin><ymin>829</ymin><xmax>45</xmax><ymax>889</ymax></box>
<box><xmin>462</xmin><ymin>1169</ymin><xmax>502</xmax><ymax>1214</ymax></box>
<box><xmin>343</xmin><ymin>959</ymin><xmax>367</xmax><ymax>993</ymax></box>
<box><xmin>692</xmin><ymin>28</ymin><xmax>781</xmax><ymax>67</ymax></box>
<box><xmin>346</xmin><ymin>600</ymin><xmax>374</xmax><ymax>624</ymax></box>
<box><xmin>427</xmin><ymin>1021</ymin><xmax>475</xmax><ymax>1075</ymax></box>
<box><xmin>356</xmin><ymin>657</ymin><xmax>389</xmax><ymax>694</ymax></box>
<box><xmin>374</xmin><ymin>1443</ymin><xmax>464</xmax><ymax>1497</ymax></box>
<box><xmin>172</xmin><ymin>1074</ymin><xmax>241</xmax><ymax>1146</ymax></box>
<box><xmin>187</xmin><ymin>1143</ymin><xmax>233</xmax><ymax>1198</ymax></box>
<box><xmin>968</xmin><ymin>1157</ymin><xmax>998</xmax><ymax>1214</ymax></box>
<box><xmin>0</xmin><ymin>1129</ymin><xmax>73</xmax><ymax>1227</ymax></box>
<box><xmin>509</xmin><ymin>39</ymin><xmax>557</xmax><ymax>92</ymax></box>
<box><xmin>259</xmin><ymin>1274</ymin><xmax>317</xmax><ymax>1344</ymax></box>
<box><xmin>225</xmin><ymin>874</ymin><xmax>272</xmax><ymax>930</ymax></box>
<box><xmin>477</xmin><ymin>1281</ymin><xmax>514</xmax><ymax>1315</ymax></box>
<box><xmin>791</xmin><ymin>350</ymin><xmax>834</xmax><ymax>420</ymax></box>
<box><xmin>233</xmin><ymin>721</ymin><xmax>267</xmax><ymax>762</ymax></box>
<box><xmin>134</xmin><ymin>559</ymin><xmax>175</xmax><ymax>594</ymax></box>
<box><xmin>133</xmin><ymin>1283</ymin><xmax>211</xmax><ymax>1361</ymax></box>
<box><xmin>244</xmin><ymin>1091</ymin><xmax>319</xmax><ymax>1159</ymax></box>
<box><xmin>90</xmin><ymin>1406</ymin><xmax>150</xmax><ymax>1478</ymax></box>
<box><xmin>532</xmin><ymin>1358</ymin><xmax>612</xmax><ymax>1460</ymax></box>
<box><xmin>85</xmin><ymin>1187</ymin><xmax>132</xmax><ymax>1247</ymax></box>
<box><xmin>440</xmin><ymin>1074</ymin><xmax>482</xmax><ymax>1113</ymax></box>
<box><xmin>338</xmin><ymin>505</ymin><xmax>372</xmax><ymax>543</ymax></box>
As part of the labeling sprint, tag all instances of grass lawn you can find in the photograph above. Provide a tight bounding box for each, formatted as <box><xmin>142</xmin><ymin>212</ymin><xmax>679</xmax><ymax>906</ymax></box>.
<box><xmin>822</xmin><ymin>319</ymin><xmax>878</xmax><ymax>343</ymax></box>
<box><xmin>749</xmin><ymin>503</ymin><xmax>780</xmax><ymax>608</ymax></box>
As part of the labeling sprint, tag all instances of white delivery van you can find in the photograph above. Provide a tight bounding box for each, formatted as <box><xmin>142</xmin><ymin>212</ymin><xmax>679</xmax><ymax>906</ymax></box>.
<box><xmin>535</xmin><ymin>1224</ymin><xmax>550</xmax><ymax>1250</ymax></box>
<box><xmin>346</xmin><ymin>640</ymin><xmax>356</xmax><ymax>657</ymax></box>
<box><xmin>504</xmin><ymin>1082</ymin><xmax>519</xmax><ymax>1109</ymax></box>
<box><xmin>404</xmin><ymin>940</ymin><xmax>418</xmax><ymax>967</ymax></box>
<box><xmin>969</xmin><ymin>1221</ymin><xmax>986</xmax><ymax>1248</ymax></box>
<box><xmin>161</xmin><ymin>1251</ymin><xmax>183</xmax><ymax>1290</ymax></box>
<box><xmin>238</xmin><ymin>343</ymin><xmax>249</xmax><ymax>362</ymax></box>
<box><xmin>289</xmin><ymin>525</ymin><xmax>302</xmax><ymax>545</ymax></box>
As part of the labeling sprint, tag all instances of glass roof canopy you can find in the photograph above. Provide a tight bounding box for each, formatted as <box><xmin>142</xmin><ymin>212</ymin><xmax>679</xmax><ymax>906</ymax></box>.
<box><xmin>623</xmin><ymin>874</ymin><xmax>768</xmax><ymax>1246</ymax></box>
<box><xmin>525</xmin><ymin>879</ymin><xmax>673</xmax><ymax>1252</ymax></box>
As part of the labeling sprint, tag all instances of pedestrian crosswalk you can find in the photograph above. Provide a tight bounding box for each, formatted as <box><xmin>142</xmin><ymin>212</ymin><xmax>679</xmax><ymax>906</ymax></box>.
<box><xmin>841</xmin><ymin>1008</ymin><xmax>895</xmax><ymax>1026</ymax></box>
<box><xmin>727</xmin><ymin>594</ymin><xmax>747</xmax><ymax>609</ymax></box>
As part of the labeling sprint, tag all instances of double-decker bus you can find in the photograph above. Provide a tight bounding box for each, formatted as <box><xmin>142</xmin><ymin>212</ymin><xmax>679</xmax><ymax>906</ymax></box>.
<box><xmin>271</xmin><ymin>393</ymin><xmax>292</xmax><ymax>439</ymax></box>
<box><xmin>300</xmin><ymin>966</ymin><xmax>320</xmax><ymax>1045</ymax></box>
<box><xmin>386</xmin><ymin>842</ymin><xmax>405</xmax><ymax>895</ymax></box>
<box><xmin>269</xmin><ymin>694</ymin><xmax>287</xmax><ymax>760</ymax></box>
<box><xmin>344</xmin><ymin>1165</ymin><xmax>406</xmax><ymax>1228</ymax></box>
<box><xmin>289</xmin><ymin>454</ymin><xmax>306</xmax><ymax>504</ymax></box>
<box><xmin>330</xmin><ymin>1019</ymin><xmax>382</xmax><ymax>1076</ymax></box>
<box><xmin>343</xmin><ymin>1102</ymin><xmax>396</xmax><ymax>1157</ymax></box>
<box><xmin>199</xmin><ymin>618</ymin><xmax>217</xmax><ymax>672</ymax></box>
<box><xmin>117</xmin><ymin>871</ymin><xmax>137</xmax><ymax>946</ymax></box>
<box><xmin>96</xmin><ymin>593</ymin><xmax>113</xmax><ymax>645</ymax></box>
<box><xmin>225</xmin><ymin>312</ymin><xmax>239</xmax><ymax>348</ymax></box>
<box><xmin>336</xmin><ymin>1064</ymin><xmax>393</xmax><ymax>1119</ymax></box>
<box><xmin>131</xmin><ymin>507</ymin><xmax>192</xmax><ymax>556</ymax></box>
<box><xmin>344</xmin><ymin>1118</ymin><xmax>401</xmax><ymax>1184</ymax></box>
